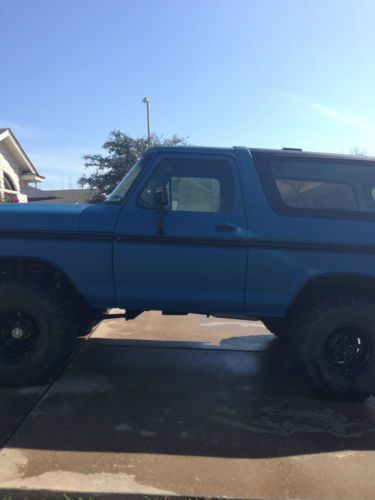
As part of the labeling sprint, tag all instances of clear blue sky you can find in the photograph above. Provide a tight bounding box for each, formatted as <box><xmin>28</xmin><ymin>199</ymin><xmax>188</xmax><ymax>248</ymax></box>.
<box><xmin>1</xmin><ymin>0</ymin><xmax>375</xmax><ymax>189</ymax></box>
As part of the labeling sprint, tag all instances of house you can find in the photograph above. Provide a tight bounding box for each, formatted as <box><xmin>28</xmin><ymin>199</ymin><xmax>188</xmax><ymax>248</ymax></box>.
<box><xmin>25</xmin><ymin>186</ymin><xmax>98</xmax><ymax>204</ymax></box>
<box><xmin>0</xmin><ymin>128</ymin><xmax>44</xmax><ymax>202</ymax></box>
<box><xmin>0</xmin><ymin>128</ymin><xmax>98</xmax><ymax>204</ymax></box>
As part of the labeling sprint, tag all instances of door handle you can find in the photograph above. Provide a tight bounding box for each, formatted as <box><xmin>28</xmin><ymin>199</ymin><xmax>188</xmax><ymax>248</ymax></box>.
<box><xmin>215</xmin><ymin>223</ymin><xmax>238</xmax><ymax>233</ymax></box>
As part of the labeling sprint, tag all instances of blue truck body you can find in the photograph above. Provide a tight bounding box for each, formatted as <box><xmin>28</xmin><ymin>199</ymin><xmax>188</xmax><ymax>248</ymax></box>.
<box><xmin>0</xmin><ymin>146</ymin><xmax>374</xmax><ymax>318</ymax></box>
<box><xmin>2</xmin><ymin>145</ymin><xmax>375</xmax><ymax>397</ymax></box>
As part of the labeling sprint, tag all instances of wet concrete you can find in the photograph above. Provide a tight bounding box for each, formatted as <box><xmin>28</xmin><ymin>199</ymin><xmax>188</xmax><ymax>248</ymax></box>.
<box><xmin>1</xmin><ymin>312</ymin><xmax>375</xmax><ymax>499</ymax></box>
<box><xmin>0</xmin><ymin>385</ymin><xmax>46</xmax><ymax>449</ymax></box>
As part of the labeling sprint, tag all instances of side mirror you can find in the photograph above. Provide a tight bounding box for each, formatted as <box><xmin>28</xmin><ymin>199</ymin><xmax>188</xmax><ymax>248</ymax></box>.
<box><xmin>153</xmin><ymin>186</ymin><xmax>169</xmax><ymax>208</ymax></box>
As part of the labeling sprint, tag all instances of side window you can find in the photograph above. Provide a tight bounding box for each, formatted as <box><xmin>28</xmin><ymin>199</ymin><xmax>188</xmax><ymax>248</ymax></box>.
<box><xmin>274</xmin><ymin>178</ymin><xmax>357</xmax><ymax>211</ymax></box>
<box><xmin>170</xmin><ymin>177</ymin><xmax>220</xmax><ymax>212</ymax></box>
<box><xmin>267</xmin><ymin>158</ymin><xmax>370</xmax><ymax>214</ymax></box>
<box><xmin>138</xmin><ymin>158</ymin><xmax>233</xmax><ymax>212</ymax></box>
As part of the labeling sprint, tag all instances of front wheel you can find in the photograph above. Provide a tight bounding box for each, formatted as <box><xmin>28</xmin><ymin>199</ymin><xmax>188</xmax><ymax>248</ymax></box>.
<box><xmin>0</xmin><ymin>281</ymin><xmax>76</xmax><ymax>386</ymax></box>
<box><xmin>288</xmin><ymin>294</ymin><xmax>375</xmax><ymax>400</ymax></box>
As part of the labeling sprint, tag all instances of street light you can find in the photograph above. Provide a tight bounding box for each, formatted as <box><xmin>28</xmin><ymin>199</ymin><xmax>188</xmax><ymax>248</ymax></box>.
<box><xmin>142</xmin><ymin>96</ymin><xmax>151</xmax><ymax>145</ymax></box>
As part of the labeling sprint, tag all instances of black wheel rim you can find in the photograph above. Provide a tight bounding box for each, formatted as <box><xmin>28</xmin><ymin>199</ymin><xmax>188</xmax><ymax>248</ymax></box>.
<box><xmin>325</xmin><ymin>327</ymin><xmax>372</xmax><ymax>373</ymax></box>
<box><xmin>0</xmin><ymin>311</ymin><xmax>40</xmax><ymax>363</ymax></box>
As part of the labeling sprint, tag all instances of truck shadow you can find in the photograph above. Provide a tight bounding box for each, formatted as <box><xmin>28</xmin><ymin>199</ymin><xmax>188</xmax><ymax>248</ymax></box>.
<box><xmin>3</xmin><ymin>333</ymin><xmax>375</xmax><ymax>460</ymax></box>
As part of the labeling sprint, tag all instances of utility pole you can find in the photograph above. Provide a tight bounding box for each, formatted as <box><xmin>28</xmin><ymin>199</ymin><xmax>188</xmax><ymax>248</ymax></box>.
<box><xmin>142</xmin><ymin>96</ymin><xmax>151</xmax><ymax>145</ymax></box>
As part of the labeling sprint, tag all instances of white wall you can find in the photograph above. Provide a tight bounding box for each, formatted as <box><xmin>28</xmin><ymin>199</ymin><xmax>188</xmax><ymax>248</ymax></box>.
<box><xmin>0</xmin><ymin>146</ymin><xmax>27</xmax><ymax>202</ymax></box>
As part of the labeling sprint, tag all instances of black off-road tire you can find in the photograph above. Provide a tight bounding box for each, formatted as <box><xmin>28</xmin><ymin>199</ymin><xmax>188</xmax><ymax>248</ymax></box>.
<box><xmin>76</xmin><ymin>307</ymin><xmax>107</xmax><ymax>337</ymax></box>
<box><xmin>288</xmin><ymin>294</ymin><xmax>375</xmax><ymax>400</ymax></box>
<box><xmin>0</xmin><ymin>280</ymin><xmax>76</xmax><ymax>386</ymax></box>
<box><xmin>262</xmin><ymin>318</ymin><xmax>289</xmax><ymax>340</ymax></box>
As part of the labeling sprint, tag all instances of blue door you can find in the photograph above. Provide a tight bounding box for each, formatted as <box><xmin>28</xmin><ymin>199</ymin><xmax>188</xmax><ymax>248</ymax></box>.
<box><xmin>113</xmin><ymin>152</ymin><xmax>248</xmax><ymax>314</ymax></box>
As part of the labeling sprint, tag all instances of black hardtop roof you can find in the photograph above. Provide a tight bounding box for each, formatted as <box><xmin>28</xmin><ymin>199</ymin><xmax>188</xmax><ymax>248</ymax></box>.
<box><xmin>250</xmin><ymin>147</ymin><xmax>375</xmax><ymax>162</ymax></box>
<box><xmin>146</xmin><ymin>145</ymin><xmax>375</xmax><ymax>162</ymax></box>
<box><xmin>145</xmin><ymin>145</ymin><xmax>235</xmax><ymax>154</ymax></box>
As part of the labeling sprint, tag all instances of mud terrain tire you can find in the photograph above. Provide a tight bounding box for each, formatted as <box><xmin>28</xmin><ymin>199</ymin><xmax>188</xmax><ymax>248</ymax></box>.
<box><xmin>288</xmin><ymin>294</ymin><xmax>375</xmax><ymax>400</ymax></box>
<box><xmin>0</xmin><ymin>281</ymin><xmax>76</xmax><ymax>386</ymax></box>
<box><xmin>262</xmin><ymin>318</ymin><xmax>289</xmax><ymax>340</ymax></box>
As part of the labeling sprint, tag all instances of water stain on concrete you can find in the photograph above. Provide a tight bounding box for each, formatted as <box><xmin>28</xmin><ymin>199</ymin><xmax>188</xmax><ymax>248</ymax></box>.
<box><xmin>0</xmin><ymin>448</ymin><xmax>28</xmax><ymax>484</ymax></box>
<box><xmin>114</xmin><ymin>422</ymin><xmax>157</xmax><ymax>437</ymax></box>
<box><xmin>44</xmin><ymin>374</ymin><xmax>112</xmax><ymax>396</ymax></box>
<box><xmin>0</xmin><ymin>448</ymin><xmax>175</xmax><ymax>495</ymax></box>
<box><xmin>213</xmin><ymin>399</ymin><xmax>375</xmax><ymax>438</ymax></box>
<box><xmin>16</xmin><ymin>386</ymin><xmax>45</xmax><ymax>396</ymax></box>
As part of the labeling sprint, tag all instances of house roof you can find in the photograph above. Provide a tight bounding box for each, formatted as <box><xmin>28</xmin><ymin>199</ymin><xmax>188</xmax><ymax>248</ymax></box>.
<box><xmin>25</xmin><ymin>186</ymin><xmax>98</xmax><ymax>204</ymax></box>
<box><xmin>0</xmin><ymin>128</ymin><xmax>44</xmax><ymax>182</ymax></box>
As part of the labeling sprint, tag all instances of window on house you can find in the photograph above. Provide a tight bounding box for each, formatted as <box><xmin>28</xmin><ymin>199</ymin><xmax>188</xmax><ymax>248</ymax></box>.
<box><xmin>3</xmin><ymin>173</ymin><xmax>16</xmax><ymax>191</ymax></box>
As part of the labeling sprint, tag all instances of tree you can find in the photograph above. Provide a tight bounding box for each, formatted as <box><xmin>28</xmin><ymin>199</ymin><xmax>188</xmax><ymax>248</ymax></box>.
<box><xmin>349</xmin><ymin>146</ymin><xmax>367</xmax><ymax>157</ymax></box>
<box><xmin>78</xmin><ymin>130</ymin><xmax>188</xmax><ymax>201</ymax></box>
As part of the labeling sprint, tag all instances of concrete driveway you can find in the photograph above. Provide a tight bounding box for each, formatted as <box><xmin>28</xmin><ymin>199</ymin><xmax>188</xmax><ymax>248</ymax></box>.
<box><xmin>0</xmin><ymin>312</ymin><xmax>374</xmax><ymax>499</ymax></box>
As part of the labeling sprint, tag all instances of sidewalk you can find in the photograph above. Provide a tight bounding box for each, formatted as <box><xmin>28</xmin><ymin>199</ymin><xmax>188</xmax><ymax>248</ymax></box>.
<box><xmin>1</xmin><ymin>312</ymin><xmax>375</xmax><ymax>499</ymax></box>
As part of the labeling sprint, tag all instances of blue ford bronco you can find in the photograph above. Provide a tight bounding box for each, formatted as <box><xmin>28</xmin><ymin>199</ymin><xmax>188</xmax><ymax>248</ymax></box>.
<box><xmin>1</xmin><ymin>146</ymin><xmax>375</xmax><ymax>400</ymax></box>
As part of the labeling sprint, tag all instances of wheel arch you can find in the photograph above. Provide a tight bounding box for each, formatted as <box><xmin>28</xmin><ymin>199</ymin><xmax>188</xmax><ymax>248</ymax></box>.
<box><xmin>0</xmin><ymin>256</ymin><xmax>88</xmax><ymax>308</ymax></box>
<box><xmin>286</xmin><ymin>272</ymin><xmax>375</xmax><ymax>316</ymax></box>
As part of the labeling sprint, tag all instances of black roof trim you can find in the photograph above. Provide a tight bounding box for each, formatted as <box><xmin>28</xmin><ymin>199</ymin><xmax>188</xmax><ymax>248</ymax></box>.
<box><xmin>250</xmin><ymin>148</ymin><xmax>375</xmax><ymax>162</ymax></box>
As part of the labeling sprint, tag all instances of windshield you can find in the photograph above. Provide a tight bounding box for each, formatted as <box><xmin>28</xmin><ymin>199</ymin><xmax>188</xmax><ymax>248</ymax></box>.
<box><xmin>106</xmin><ymin>158</ymin><xmax>145</xmax><ymax>202</ymax></box>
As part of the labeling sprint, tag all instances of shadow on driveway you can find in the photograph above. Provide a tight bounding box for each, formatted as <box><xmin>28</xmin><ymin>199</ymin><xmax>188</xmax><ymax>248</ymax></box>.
<box><xmin>3</xmin><ymin>335</ymin><xmax>374</xmax><ymax>460</ymax></box>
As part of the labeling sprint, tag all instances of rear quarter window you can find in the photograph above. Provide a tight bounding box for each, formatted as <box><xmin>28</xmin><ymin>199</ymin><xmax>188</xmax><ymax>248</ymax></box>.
<box><xmin>259</xmin><ymin>155</ymin><xmax>375</xmax><ymax>218</ymax></box>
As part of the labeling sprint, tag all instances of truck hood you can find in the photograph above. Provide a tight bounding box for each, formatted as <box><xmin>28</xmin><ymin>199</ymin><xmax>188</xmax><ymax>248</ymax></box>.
<box><xmin>0</xmin><ymin>203</ymin><xmax>88</xmax><ymax>232</ymax></box>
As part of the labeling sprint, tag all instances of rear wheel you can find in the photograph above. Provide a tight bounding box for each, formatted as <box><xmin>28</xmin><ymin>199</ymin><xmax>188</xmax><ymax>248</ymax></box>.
<box><xmin>262</xmin><ymin>318</ymin><xmax>289</xmax><ymax>340</ymax></box>
<box><xmin>288</xmin><ymin>294</ymin><xmax>375</xmax><ymax>400</ymax></box>
<box><xmin>0</xmin><ymin>281</ymin><xmax>76</xmax><ymax>386</ymax></box>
